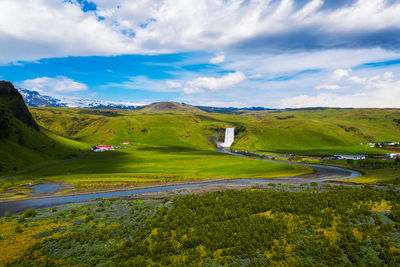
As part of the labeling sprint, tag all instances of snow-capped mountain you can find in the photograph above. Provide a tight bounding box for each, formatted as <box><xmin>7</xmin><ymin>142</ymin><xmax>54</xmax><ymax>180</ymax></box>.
<box><xmin>18</xmin><ymin>89</ymin><xmax>66</xmax><ymax>107</ymax></box>
<box><xmin>18</xmin><ymin>88</ymin><xmax>138</xmax><ymax>109</ymax></box>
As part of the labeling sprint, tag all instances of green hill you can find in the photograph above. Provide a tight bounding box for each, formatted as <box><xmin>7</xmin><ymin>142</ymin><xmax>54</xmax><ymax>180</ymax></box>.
<box><xmin>3</xmin><ymin>92</ymin><xmax>400</xmax><ymax>193</ymax></box>
<box><xmin>137</xmin><ymin>101</ymin><xmax>204</xmax><ymax>113</ymax></box>
<box><xmin>30</xmin><ymin>107</ymin><xmax>400</xmax><ymax>155</ymax></box>
<box><xmin>0</xmin><ymin>81</ymin><xmax>89</xmax><ymax>175</ymax></box>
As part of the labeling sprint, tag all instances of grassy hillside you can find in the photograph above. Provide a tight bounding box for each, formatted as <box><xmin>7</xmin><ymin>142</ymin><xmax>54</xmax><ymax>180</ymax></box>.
<box><xmin>7</xmin><ymin>108</ymin><xmax>310</xmax><ymax>192</ymax></box>
<box><xmin>137</xmin><ymin>101</ymin><xmax>204</xmax><ymax>113</ymax></box>
<box><xmin>30</xmin><ymin>107</ymin><xmax>400</xmax><ymax>156</ymax></box>
<box><xmin>230</xmin><ymin>109</ymin><xmax>400</xmax><ymax>155</ymax></box>
<box><xmin>3</xmin><ymin>103</ymin><xmax>400</xmax><ymax>194</ymax></box>
<box><xmin>0</xmin><ymin>82</ymin><xmax>90</xmax><ymax>176</ymax></box>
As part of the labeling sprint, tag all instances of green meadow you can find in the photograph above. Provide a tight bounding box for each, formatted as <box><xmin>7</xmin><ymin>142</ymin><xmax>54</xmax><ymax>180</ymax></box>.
<box><xmin>12</xmin><ymin>145</ymin><xmax>310</xmax><ymax>191</ymax></box>
<box><xmin>29</xmin><ymin>107</ymin><xmax>400</xmax><ymax>155</ymax></box>
<box><xmin>2</xmin><ymin>105</ymin><xmax>400</xmax><ymax>194</ymax></box>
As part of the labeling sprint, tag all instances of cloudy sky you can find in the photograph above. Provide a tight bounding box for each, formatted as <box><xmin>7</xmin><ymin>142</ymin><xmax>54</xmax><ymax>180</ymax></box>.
<box><xmin>1</xmin><ymin>0</ymin><xmax>400</xmax><ymax>108</ymax></box>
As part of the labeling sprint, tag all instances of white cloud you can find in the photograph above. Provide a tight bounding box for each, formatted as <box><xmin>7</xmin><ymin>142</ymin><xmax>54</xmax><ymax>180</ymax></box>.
<box><xmin>2</xmin><ymin>0</ymin><xmax>400</xmax><ymax>63</ymax></box>
<box><xmin>281</xmin><ymin>71</ymin><xmax>400</xmax><ymax>108</ymax></box>
<box><xmin>315</xmin><ymin>84</ymin><xmax>342</xmax><ymax>90</ymax></box>
<box><xmin>18</xmin><ymin>76</ymin><xmax>88</xmax><ymax>93</ymax></box>
<box><xmin>183</xmin><ymin>72</ymin><xmax>246</xmax><ymax>94</ymax></box>
<box><xmin>209</xmin><ymin>53</ymin><xmax>225</xmax><ymax>64</ymax></box>
<box><xmin>166</xmin><ymin>80</ymin><xmax>182</xmax><ymax>88</ymax></box>
<box><xmin>331</xmin><ymin>69</ymin><xmax>349</xmax><ymax>81</ymax></box>
<box><xmin>249</xmin><ymin>74</ymin><xmax>263</xmax><ymax>79</ymax></box>
<box><xmin>225</xmin><ymin>48</ymin><xmax>400</xmax><ymax>81</ymax></box>
<box><xmin>315</xmin><ymin>68</ymin><xmax>349</xmax><ymax>90</ymax></box>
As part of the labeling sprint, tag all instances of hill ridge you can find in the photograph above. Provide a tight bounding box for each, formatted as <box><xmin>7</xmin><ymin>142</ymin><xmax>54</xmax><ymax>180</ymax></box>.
<box><xmin>138</xmin><ymin>101</ymin><xmax>203</xmax><ymax>112</ymax></box>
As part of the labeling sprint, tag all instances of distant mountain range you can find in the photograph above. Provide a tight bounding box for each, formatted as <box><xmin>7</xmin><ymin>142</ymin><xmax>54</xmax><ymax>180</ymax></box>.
<box><xmin>18</xmin><ymin>89</ymin><xmax>66</xmax><ymax>107</ymax></box>
<box><xmin>18</xmin><ymin>88</ymin><xmax>352</xmax><ymax>112</ymax></box>
<box><xmin>18</xmin><ymin>88</ymin><xmax>137</xmax><ymax>109</ymax></box>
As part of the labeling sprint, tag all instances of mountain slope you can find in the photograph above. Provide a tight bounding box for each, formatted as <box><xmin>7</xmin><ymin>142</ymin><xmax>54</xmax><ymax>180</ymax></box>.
<box><xmin>0</xmin><ymin>81</ymin><xmax>89</xmax><ymax>175</ymax></box>
<box><xmin>29</xmin><ymin>106</ymin><xmax>400</xmax><ymax>155</ymax></box>
<box><xmin>18</xmin><ymin>89</ymin><xmax>65</xmax><ymax>107</ymax></box>
<box><xmin>18</xmin><ymin>88</ymin><xmax>137</xmax><ymax>109</ymax></box>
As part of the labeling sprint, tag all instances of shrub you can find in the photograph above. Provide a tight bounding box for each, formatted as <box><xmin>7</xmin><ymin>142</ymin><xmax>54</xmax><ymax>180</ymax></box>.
<box><xmin>24</xmin><ymin>209</ymin><xmax>37</xmax><ymax>218</ymax></box>
<box><xmin>15</xmin><ymin>225</ymin><xmax>23</xmax><ymax>233</ymax></box>
<box><xmin>4</xmin><ymin>211</ymin><xmax>11</xmax><ymax>217</ymax></box>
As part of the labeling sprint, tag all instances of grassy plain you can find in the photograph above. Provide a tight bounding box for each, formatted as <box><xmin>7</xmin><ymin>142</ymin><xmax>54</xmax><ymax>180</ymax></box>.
<box><xmin>9</xmin><ymin>144</ymin><xmax>311</xmax><ymax>192</ymax></box>
<box><xmin>323</xmin><ymin>159</ymin><xmax>400</xmax><ymax>185</ymax></box>
<box><xmin>2</xmin><ymin>107</ymin><xmax>400</xmax><ymax>194</ymax></box>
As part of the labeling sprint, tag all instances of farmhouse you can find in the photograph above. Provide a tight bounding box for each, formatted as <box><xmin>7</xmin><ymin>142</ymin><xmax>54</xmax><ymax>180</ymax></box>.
<box><xmin>93</xmin><ymin>145</ymin><xmax>115</xmax><ymax>152</ymax></box>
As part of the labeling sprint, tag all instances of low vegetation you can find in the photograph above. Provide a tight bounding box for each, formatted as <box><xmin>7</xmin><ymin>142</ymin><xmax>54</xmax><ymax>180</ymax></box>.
<box><xmin>1</xmin><ymin>186</ymin><xmax>399</xmax><ymax>265</ymax></box>
<box><xmin>327</xmin><ymin>159</ymin><xmax>400</xmax><ymax>186</ymax></box>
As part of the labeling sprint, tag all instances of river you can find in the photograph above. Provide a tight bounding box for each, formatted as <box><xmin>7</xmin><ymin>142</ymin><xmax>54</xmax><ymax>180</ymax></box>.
<box><xmin>0</xmin><ymin>150</ymin><xmax>361</xmax><ymax>216</ymax></box>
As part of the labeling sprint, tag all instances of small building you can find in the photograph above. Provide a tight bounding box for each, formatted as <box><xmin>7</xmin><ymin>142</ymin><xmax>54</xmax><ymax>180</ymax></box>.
<box><xmin>382</xmin><ymin>142</ymin><xmax>399</xmax><ymax>146</ymax></box>
<box><xmin>334</xmin><ymin>155</ymin><xmax>366</xmax><ymax>160</ymax></box>
<box><xmin>387</xmin><ymin>153</ymin><xmax>400</xmax><ymax>158</ymax></box>
<box><xmin>96</xmin><ymin>145</ymin><xmax>114</xmax><ymax>151</ymax></box>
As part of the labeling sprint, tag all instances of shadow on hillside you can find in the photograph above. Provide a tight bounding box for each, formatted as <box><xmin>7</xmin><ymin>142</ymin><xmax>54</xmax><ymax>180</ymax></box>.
<box><xmin>137</xmin><ymin>145</ymin><xmax>219</xmax><ymax>155</ymax></box>
<box><xmin>77</xmin><ymin>110</ymin><xmax>124</xmax><ymax>117</ymax></box>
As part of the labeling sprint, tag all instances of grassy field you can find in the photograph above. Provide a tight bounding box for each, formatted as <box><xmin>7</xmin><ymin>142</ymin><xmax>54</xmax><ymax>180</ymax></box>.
<box><xmin>2</xmin><ymin>106</ymin><xmax>400</xmax><ymax>195</ymax></box>
<box><xmin>7</xmin><ymin>144</ymin><xmax>311</xmax><ymax>192</ymax></box>
<box><xmin>322</xmin><ymin>159</ymin><xmax>400</xmax><ymax>186</ymax></box>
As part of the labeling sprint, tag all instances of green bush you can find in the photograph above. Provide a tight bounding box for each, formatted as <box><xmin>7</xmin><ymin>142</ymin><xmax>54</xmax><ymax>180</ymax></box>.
<box><xmin>15</xmin><ymin>225</ymin><xmax>23</xmax><ymax>233</ymax></box>
<box><xmin>23</xmin><ymin>209</ymin><xmax>37</xmax><ymax>218</ymax></box>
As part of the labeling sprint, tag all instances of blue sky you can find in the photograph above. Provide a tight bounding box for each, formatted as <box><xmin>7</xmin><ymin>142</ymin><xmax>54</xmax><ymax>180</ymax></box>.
<box><xmin>1</xmin><ymin>0</ymin><xmax>400</xmax><ymax>108</ymax></box>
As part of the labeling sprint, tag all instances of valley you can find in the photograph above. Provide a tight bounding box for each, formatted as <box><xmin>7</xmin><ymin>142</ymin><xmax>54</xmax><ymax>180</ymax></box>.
<box><xmin>1</xmin><ymin>83</ymin><xmax>400</xmax><ymax>265</ymax></box>
<box><xmin>2</xmin><ymin>95</ymin><xmax>400</xmax><ymax>199</ymax></box>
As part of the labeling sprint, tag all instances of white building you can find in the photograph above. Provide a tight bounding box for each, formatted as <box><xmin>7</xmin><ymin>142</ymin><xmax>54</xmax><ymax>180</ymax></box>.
<box><xmin>334</xmin><ymin>155</ymin><xmax>366</xmax><ymax>160</ymax></box>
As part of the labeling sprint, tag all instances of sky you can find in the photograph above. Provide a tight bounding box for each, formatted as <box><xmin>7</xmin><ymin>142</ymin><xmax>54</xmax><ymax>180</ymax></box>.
<box><xmin>1</xmin><ymin>0</ymin><xmax>400</xmax><ymax>108</ymax></box>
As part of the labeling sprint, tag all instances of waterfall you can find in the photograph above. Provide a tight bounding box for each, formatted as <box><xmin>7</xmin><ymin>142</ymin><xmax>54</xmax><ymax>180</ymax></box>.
<box><xmin>217</xmin><ymin>127</ymin><xmax>235</xmax><ymax>148</ymax></box>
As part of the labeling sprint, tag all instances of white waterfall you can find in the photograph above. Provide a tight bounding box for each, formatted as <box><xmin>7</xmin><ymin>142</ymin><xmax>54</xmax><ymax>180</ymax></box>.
<box><xmin>217</xmin><ymin>127</ymin><xmax>235</xmax><ymax>148</ymax></box>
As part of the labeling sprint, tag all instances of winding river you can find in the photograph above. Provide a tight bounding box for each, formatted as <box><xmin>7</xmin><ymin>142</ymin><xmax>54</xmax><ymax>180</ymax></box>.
<box><xmin>0</xmin><ymin>150</ymin><xmax>361</xmax><ymax>216</ymax></box>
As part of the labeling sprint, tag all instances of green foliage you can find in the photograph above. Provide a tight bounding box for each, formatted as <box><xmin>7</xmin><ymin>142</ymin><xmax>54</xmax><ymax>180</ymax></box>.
<box><xmin>6</xmin><ymin>187</ymin><xmax>400</xmax><ymax>266</ymax></box>
<box><xmin>15</xmin><ymin>225</ymin><xmax>23</xmax><ymax>233</ymax></box>
<box><xmin>23</xmin><ymin>209</ymin><xmax>37</xmax><ymax>218</ymax></box>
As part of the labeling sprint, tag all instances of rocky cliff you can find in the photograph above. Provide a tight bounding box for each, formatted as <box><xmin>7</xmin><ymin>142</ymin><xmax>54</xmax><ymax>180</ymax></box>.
<box><xmin>0</xmin><ymin>81</ymin><xmax>39</xmax><ymax>139</ymax></box>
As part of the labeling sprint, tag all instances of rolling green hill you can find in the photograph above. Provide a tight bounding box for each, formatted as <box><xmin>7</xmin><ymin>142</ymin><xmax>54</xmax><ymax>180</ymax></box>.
<box><xmin>137</xmin><ymin>101</ymin><xmax>204</xmax><ymax>113</ymax></box>
<box><xmin>2</xmin><ymin>91</ymin><xmax>400</xmax><ymax>193</ymax></box>
<box><xmin>30</xmin><ymin>107</ymin><xmax>400</xmax><ymax>155</ymax></box>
